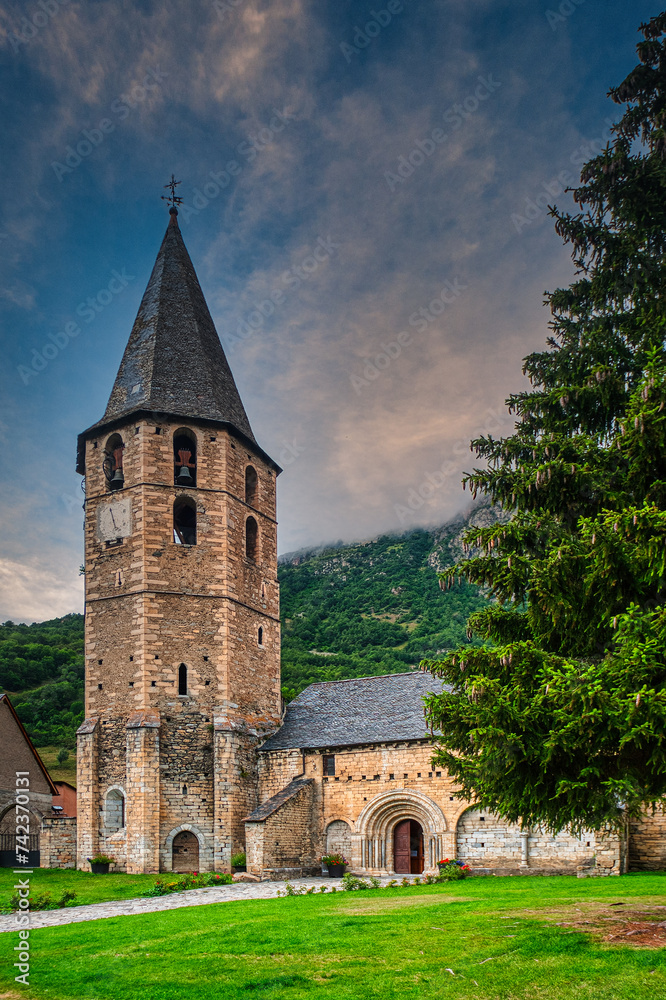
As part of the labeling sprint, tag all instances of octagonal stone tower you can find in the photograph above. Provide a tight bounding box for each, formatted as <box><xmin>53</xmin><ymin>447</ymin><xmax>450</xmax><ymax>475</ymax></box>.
<box><xmin>75</xmin><ymin>207</ymin><xmax>282</xmax><ymax>873</ymax></box>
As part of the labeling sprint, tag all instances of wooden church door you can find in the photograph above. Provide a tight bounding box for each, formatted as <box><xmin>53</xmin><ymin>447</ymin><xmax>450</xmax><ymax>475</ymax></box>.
<box><xmin>394</xmin><ymin>819</ymin><xmax>411</xmax><ymax>873</ymax></box>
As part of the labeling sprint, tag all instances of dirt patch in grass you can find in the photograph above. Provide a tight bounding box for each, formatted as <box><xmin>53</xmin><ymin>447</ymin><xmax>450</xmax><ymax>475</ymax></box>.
<box><xmin>512</xmin><ymin>899</ymin><xmax>666</xmax><ymax>949</ymax></box>
<box><xmin>555</xmin><ymin>910</ymin><xmax>666</xmax><ymax>949</ymax></box>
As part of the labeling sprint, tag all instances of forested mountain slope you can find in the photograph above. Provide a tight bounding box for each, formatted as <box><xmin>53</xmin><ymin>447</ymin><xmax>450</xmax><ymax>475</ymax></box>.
<box><xmin>279</xmin><ymin>503</ymin><xmax>495</xmax><ymax>699</ymax></box>
<box><xmin>0</xmin><ymin>614</ymin><xmax>84</xmax><ymax>748</ymax></box>
<box><xmin>2</xmin><ymin>504</ymin><xmax>496</xmax><ymax>747</ymax></box>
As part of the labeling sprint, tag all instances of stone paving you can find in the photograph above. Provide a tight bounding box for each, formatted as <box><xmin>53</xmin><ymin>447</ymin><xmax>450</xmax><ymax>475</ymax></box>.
<box><xmin>0</xmin><ymin>875</ymin><xmax>421</xmax><ymax>933</ymax></box>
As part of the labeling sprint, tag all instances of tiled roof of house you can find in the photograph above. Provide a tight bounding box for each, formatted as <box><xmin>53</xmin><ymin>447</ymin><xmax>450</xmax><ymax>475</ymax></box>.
<box><xmin>260</xmin><ymin>671</ymin><xmax>446</xmax><ymax>752</ymax></box>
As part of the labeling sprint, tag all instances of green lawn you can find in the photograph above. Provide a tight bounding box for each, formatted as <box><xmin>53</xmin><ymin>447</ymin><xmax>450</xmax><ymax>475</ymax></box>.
<box><xmin>1</xmin><ymin>874</ymin><xmax>666</xmax><ymax>999</ymax></box>
<box><xmin>0</xmin><ymin>867</ymin><xmax>158</xmax><ymax>909</ymax></box>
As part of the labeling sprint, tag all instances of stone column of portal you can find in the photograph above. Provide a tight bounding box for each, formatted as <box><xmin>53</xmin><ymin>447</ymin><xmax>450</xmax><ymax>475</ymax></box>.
<box><xmin>125</xmin><ymin>711</ymin><xmax>160</xmax><ymax>873</ymax></box>
<box><xmin>441</xmin><ymin>831</ymin><xmax>456</xmax><ymax>860</ymax></box>
<box><xmin>75</xmin><ymin>718</ymin><xmax>99</xmax><ymax>869</ymax></box>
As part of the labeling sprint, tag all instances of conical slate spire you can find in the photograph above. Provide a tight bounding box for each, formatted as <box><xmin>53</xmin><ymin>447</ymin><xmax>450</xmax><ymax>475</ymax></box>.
<box><xmin>101</xmin><ymin>208</ymin><xmax>255</xmax><ymax>441</ymax></box>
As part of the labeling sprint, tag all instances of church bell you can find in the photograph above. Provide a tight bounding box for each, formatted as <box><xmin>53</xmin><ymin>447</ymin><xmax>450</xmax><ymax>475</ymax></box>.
<box><xmin>176</xmin><ymin>465</ymin><xmax>194</xmax><ymax>486</ymax></box>
<box><xmin>109</xmin><ymin>468</ymin><xmax>125</xmax><ymax>490</ymax></box>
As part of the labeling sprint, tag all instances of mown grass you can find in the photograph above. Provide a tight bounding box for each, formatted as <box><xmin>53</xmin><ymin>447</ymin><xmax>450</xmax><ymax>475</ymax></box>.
<box><xmin>1</xmin><ymin>873</ymin><xmax>665</xmax><ymax>999</ymax></box>
<box><xmin>0</xmin><ymin>867</ymin><xmax>159</xmax><ymax>909</ymax></box>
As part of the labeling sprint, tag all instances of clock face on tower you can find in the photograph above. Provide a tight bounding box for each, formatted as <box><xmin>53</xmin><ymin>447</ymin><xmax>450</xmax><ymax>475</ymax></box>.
<box><xmin>97</xmin><ymin>498</ymin><xmax>131</xmax><ymax>541</ymax></box>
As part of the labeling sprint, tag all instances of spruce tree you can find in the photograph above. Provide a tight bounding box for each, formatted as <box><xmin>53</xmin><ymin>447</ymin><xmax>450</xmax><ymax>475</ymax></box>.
<box><xmin>423</xmin><ymin>10</ymin><xmax>666</xmax><ymax>832</ymax></box>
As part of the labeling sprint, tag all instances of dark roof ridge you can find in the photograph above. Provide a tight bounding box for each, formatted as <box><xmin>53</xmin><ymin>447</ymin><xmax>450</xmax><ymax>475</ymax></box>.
<box><xmin>298</xmin><ymin>670</ymin><xmax>429</xmax><ymax>688</ymax></box>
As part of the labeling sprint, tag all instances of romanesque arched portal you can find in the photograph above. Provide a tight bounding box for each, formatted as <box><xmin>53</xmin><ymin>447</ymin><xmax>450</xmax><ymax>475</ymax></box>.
<box><xmin>354</xmin><ymin>790</ymin><xmax>447</xmax><ymax>873</ymax></box>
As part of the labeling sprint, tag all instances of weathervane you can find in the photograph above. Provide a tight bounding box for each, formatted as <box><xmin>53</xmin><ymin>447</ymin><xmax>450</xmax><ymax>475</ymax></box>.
<box><xmin>161</xmin><ymin>174</ymin><xmax>183</xmax><ymax>208</ymax></box>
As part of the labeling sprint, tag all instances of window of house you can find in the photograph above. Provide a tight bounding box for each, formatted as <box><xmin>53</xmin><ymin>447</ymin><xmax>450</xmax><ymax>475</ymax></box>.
<box><xmin>173</xmin><ymin>497</ymin><xmax>197</xmax><ymax>544</ymax></box>
<box><xmin>245</xmin><ymin>516</ymin><xmax>258</xmax><ymax>561</ymax></box>
<box><xmin>323</xmin><ymin>755</ymin><xmax>335</xmax><ymax>776</ymax></box>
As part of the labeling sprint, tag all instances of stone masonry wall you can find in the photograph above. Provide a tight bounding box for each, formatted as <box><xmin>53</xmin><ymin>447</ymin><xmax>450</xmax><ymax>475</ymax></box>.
<box><xmin>41</xmin><ymin>817</ymin><xmax>77</xmax><ymax>868</ymax></box>
<box><xmin>629</xmin><ymin>807</ymin><xmax>666</xmax><ymax>870</ymax></box>
<box><xmin>456</xmin><ymin>807</ymin><xmax>596</xmax><ymax>871</ymax></box>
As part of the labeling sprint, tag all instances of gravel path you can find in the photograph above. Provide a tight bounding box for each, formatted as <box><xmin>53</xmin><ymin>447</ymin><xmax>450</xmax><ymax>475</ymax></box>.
<box><xmin>0</xmin><ymin>875</ymin><xmax>414</xmax><ymax>933</ymax></box>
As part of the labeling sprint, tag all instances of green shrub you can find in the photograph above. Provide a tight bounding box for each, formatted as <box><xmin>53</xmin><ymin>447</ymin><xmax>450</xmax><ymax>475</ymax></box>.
<box><xmin>436</xmin><ymin>858</ymin><xmax>471</xmax><ymax>880</ymax></box>
<box><xmin>6</xmin><ymin>889</ymin><xmax>76</xmax><ymax>913</ymax></box>
<box><xmin>230</xmin><ymin>852</ymin><xmax>246</xmax><ymax>868</ymax></box>
<box><xmin>144</xmin><ymin>872</ymin><xmax>233</xmax><ymax>897</ymax></box>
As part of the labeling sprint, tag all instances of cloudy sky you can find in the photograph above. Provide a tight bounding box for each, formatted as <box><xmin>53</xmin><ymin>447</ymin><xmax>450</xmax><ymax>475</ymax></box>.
<box><xmin>0</xmin><ymin>0</ymin><xmax>659</xmax><ymax>622</ymax></box>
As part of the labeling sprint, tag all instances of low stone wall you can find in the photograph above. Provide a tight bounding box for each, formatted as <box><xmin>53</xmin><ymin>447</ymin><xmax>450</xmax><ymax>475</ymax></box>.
<box><xmin>41</xmin><ymin>817</ymin><xmax>77</xmax><ymax>869</ymax></box>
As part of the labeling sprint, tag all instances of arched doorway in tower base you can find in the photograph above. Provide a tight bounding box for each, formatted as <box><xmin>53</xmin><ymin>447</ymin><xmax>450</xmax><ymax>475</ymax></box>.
<box><xmin>172</xmin><ymin>831</ymin><xmax>199</xmax><ymax>872</ymax></box>
<box><xmin>393</xmin><ymin>819</ymin><xmax>424</xmax><ymax>874</ymax></box>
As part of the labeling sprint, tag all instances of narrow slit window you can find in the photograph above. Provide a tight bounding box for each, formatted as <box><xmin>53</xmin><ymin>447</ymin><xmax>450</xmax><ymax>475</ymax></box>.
<box><xmin>173</xmin><ymin>497</ymin><xmax>196</xmax><ymax>545</ymax></box>
<box><xmin>245</xmin><ymin>465</ymin><xmax>258</xmax><ymax>505</ymax></box>
<box><xmin>178</xmin><ymin>663</ymin><xmax>188</xmax><ymax>696</ymax></box>
<box><xmin>258</xmin><ymin>626</ymin><xmax>263</xmax><ymax>646</ymax></box>
<box><xmin>245</xmin><ymin>516</ymin><xmax>258</xmax><ymax>561</ymax></box>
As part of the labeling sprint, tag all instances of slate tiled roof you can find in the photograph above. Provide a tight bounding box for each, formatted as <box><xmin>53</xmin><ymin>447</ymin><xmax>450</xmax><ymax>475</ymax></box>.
<box><xmin>260</xmin><ymin>671</ymin><xmax>446</xmax><ymax>752</ymax></box>
<box><xmin>85</xmin><ymin>209</ymin><xmax>255</xmax><ymax>441</ymax></box>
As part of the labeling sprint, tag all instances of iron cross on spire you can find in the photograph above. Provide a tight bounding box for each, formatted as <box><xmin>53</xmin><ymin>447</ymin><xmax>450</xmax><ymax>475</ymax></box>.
<box><xmin>161</xmin><ymin>174</ymin><xmax>183</xmax><ymax>207</ymax></box>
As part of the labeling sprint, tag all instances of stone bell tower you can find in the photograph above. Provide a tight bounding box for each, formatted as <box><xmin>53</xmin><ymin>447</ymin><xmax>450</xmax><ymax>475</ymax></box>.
<box><xmin>75</xmin><ymin>205</ymin><xmax>282</xmax><ymax>874</ymax></box>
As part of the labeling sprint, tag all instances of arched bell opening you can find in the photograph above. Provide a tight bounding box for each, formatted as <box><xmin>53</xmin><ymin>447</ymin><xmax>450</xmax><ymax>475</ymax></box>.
<box><xmin>393</xmin><ymin>819</ymin><xmax>424</xmax><ymax>874</ymax></box>
<box><xmin>173</xmin><ymin>428</ymin><xmax>197</xmax><ymax>487</ymax></box>
<box><xmin>103</xmin><ymin>433</ymin><xmax>125</xmax><ymax>492</ymax></box>
<box><xmin>173</xmin><ymin>497</ymin><xmax>197</xmax><ymax>545</ymax></box>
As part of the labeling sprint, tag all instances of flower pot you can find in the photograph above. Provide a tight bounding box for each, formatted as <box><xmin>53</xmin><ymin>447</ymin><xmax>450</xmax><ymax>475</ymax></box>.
<box><xmin>327</xmin><ymin>864</ymin><xmax>345</xmax><ymax>878</ymax></box>
<box><xmin>232</xmin><ymin>866</ymin><xmax>247</xmax><ymax>873</ymax></box>
<box><xmin>90</xmin><ymin>862</ymin><xmax>110</xmax><ymax>874</ymax></box>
